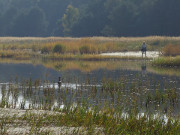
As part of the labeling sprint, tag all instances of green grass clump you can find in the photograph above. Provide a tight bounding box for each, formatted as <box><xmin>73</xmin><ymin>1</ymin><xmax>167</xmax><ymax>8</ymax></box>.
<box><xmin>41</xmin><ymin>45</ymin><xmax>52</xmax><ymax>54</ymax></box>
<box><xmin>53</xmin><ymin>44</ymin><xmax>66</xmax><ymax>54</ymax></box>
<box><xmin>0</xmin><ymin>36</ymin><xmax>180</xmax><ymax>60</ymax></box>
<box><xmin>79</xmin><ymin>45</ymin><xmax>97</xmax><ymax>54</ymax></box>
<box><xmin>1</xmin><ymin>104</ymin><xmax>179</xmax><ymax>135</ymax></box>
<box><xmin>152</xmin><ymin>56</ymin><xmax>180</xmax><ymax>67</ymax></box>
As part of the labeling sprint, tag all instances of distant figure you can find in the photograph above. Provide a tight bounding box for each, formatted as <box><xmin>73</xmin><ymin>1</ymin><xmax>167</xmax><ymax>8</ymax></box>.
<box><xmin>58</xmin><ymin>77</ymin><xmax>62</xmax><ymax>88</ymax></box>
<box><xmin>141</xmin><ymin>41</ymin><xmax>147</xmax><ymax>57</ymax></box>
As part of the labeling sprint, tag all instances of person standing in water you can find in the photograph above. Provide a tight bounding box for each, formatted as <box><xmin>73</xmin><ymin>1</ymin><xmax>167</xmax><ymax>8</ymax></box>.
<box><xmin>141</xmin><ymin>41</ymin><xmax>147</xmax><ymax>57</ymax></box>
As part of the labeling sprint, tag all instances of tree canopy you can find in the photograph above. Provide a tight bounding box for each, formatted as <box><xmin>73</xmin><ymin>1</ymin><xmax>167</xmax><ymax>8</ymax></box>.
<box><xmin>0</xmin><ymin>0</ymin><xmax>180</xmax><ymax>37</ymax></box>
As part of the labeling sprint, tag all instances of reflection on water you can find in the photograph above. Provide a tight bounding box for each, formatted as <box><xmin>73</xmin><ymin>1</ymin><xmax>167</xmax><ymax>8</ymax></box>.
<box><xmin>0</xmin><ymin>60</ymin><xmax>180</xmax><ymax>117</ymax></box>
<box><xmin>0</xmin><ymin>63</ymin><xmax>61</xmax><ymax>82</ymax></box>
<box><xmin>141</xmin><ymin>60</ymin><xmax>147</xmax><ymax>77</ymax></box>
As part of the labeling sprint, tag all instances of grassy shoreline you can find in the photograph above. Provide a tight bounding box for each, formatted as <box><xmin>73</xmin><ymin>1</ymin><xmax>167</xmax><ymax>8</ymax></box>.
<box><xmin>0</xmin><ymin>49</ymin><xmax>179</xmax><ymax>68</ymax></box>
<box><xmin>152</xmin><ymin>56</ymin><xmax>180</xmax><ymax>67</ymax></box>
<box><xmin>0</xmin><ymin>106</ymin><xmax>179</xmax><ymax>135</ymax></box>
<box><xmin>0</xmin><ymin>49</ymin><xmax>151</xmax><ymax>61</ymax></box>
<box><xmin>0</xmin><ymin>36</ymin><xmax>179</xmax><ymax>62</ymax></box>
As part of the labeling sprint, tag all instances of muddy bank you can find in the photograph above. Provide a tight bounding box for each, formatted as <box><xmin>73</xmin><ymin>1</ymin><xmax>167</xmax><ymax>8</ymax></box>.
<box><xmin>0</xmin><ymin>108</ymin><xmax>62</xmax><ymax>117</ymax></box>
<box><xmin>0</xmin><ymin>108</ymin><xmax>104</xmax><ymax>135</ymax></box>
<box><xmin>6</xmin><ymin>126</ymin><xmax>104</xmax><ymax>135</ymax></box>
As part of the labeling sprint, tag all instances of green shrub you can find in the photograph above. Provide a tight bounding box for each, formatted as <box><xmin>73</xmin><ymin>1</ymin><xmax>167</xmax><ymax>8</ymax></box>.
<box><xmin>41</xmin><ymin>45</ymin><xmax>52</xmax><ymax>54</ymax></box>
<box><xmin>152</xmin><ymin>56</ymin><xmax>180</xmax><ymax>67</ymax></box>
<box><xmin>32</xmin><ymin>45</ymin><xmax>39</xmax><ymax>52</ymax></box>
<box><xmin>53</xmin><ymin>44</ymin><xmax>65</xmax><ymax>54</ymax></box>
<box><xmin>79</xmin><ymin>45</ymin><xmax>90</xmax><ymax>54</ymax></box>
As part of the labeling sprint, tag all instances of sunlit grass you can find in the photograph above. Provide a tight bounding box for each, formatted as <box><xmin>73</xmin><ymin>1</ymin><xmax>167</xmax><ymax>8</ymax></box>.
<box><xmin>0</xmin><ymin>36</ymin><xmax>180</xmax><ymax>53</ymax></box>
<box><xmin>162</xmin><ymin>44</ymin><xmax>180</xmax><ymax>56</ymax></box>
<box><xmin>152</xmin><ymin>56</ymin><xmax>180</xmax><ymax>67</ymax></box>
<box><xmin>0</xmin><ymin>36</ymin><xmax>179</xmax><ymax>60</ymax></box>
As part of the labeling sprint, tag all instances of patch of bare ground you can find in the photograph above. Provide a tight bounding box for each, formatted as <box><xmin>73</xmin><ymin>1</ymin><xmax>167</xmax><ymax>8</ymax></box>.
<box><xmin>6</xmin><ymin>126</ymin><xmax>104</xmax><ymax>135</ymax></box>
<box><xmin>0</xmin><ymin>108</ymin><xmax>104</xmax><ymax>135</ymax></box>
<box><xmin>0</xmin><ymin>108</ymin><xmax>62</xmax><ymax>117</ymax></box>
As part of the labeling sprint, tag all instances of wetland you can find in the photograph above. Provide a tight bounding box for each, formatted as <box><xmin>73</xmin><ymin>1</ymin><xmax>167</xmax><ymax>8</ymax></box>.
<box><xmin>0</xmin><ymin>37</ymin><xmax>180</xmax><ymax>134</ymax></box>
<box><xmin>0</xmin><ymin>59</ymin><xmax>180</xmax><ymax>134</ymax></box>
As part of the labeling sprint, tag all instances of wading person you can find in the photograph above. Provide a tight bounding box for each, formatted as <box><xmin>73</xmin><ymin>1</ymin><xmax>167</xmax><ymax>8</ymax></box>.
<box><xmin>141</xmin><ymin>41</ymin><xmax>147</xmax><ymax>57</ymax></box>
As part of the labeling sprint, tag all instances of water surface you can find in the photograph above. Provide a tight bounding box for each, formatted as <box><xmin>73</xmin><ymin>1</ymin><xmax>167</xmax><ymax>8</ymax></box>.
<box><xmin>0</xmin><ymin>60</ymin><xmax>180</xmax><ymax>117</ymax></box>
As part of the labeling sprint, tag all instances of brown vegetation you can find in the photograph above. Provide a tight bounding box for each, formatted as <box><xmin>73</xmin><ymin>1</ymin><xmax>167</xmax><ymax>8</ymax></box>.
<box><xmin>0</xmin><ymin>36</ymin><xmax>179</xmax><ymax>60</ymax></box>
<box><xmin>162</xmin><ymin>44</ymin><xmax>180</xmax><ymax>56</ymax></box>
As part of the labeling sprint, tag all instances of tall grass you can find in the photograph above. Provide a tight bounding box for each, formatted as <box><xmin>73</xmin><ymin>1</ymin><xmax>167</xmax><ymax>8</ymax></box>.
<box><xmin>0</xmin><ymin>75</ymin><xmax>180</xmax><ymax>134</ymax></box>
<box><xmin>152</xmin><ymin>44</ymin><xmax>180</xmax><ymax>67</ymax></box>
<box><xmin>0</xmin><ymin>50</ymin><xmax>33</xmax><ymax>59</ymax></box>
<box><xmin>162</xmin><ymin>44</ymin><xmax>180</xmax><ymax>56</ymax></box>
<box><xmin>0</xmin><ymin>36</ymin><xmax>180</xmax><ymax>55</ymax></box>
<box><xmin>152</xmin><ymin>56</ymin><xmax>180</xmax><ymax>67</ymax></box>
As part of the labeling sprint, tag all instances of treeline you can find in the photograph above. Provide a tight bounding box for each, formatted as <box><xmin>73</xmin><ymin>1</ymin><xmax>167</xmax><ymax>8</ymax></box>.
<box><xmin>0</xmin><ymin>0</ymin><xmax>180</xmax><ymax>37</ymax></box>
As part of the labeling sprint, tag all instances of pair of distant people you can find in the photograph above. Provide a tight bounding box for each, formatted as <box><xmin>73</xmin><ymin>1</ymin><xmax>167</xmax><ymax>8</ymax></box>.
<box><xmin>141</xmin><ymin>41</ymin><xmax>147</xmax><ymax>57</ymax></box>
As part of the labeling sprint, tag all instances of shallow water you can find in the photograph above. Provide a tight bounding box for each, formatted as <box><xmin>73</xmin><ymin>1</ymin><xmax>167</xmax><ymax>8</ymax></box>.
<box><xmin>0</xmin><ymin>60</ymin><xmax>180</xmax><ymax>117</ymax></box>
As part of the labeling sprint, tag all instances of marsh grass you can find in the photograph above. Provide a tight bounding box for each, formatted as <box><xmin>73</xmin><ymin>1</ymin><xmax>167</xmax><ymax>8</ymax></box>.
<box><xmin>0</xmin><ymin>102</ymin><xmax>180</xmax><ymax>134</ymax></box>
<box><xmin>0</xmin><ymin>55</ymin><xmax>179</xmax><ymax>134</ymax></box>
<box><xmin>163</xmin><ymin>45</ymin><xmax>180</xmax><ymax>56</ymax></box>
<box><xmin>0</xmin><ymin>50</ymin><xmax>39</xmax><ymax>60</ymax></box>
<box><xmin>152</xmin><ymin>56</ymin><xmax>180</xmax><ymax>67</ymax></box>
<box><xmin>20</xmin><ymin>106</ymin><xmax>180</xmax><ymax>134</ymax></box>
<box><xmin>0</xmin><ymin>38</ymin><xmax>179</xmax><ymax>134</ymax></box>
<box><xmin>0</xmin><ymin>36</ymin><xmax>179</xmax><ymax>60</ymax></box>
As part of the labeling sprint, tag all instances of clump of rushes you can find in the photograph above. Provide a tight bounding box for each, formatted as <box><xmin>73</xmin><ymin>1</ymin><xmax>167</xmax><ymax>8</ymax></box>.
<box><xmin>79</xmin><ymin>45</ymin><xmax>97</xmax><ymax>54</ymax></box>
<box><xmin>79</xmin><ymin>45</ymin><xmax>90</xmax><ymax>54</ymax></box>
<box><xmin>53</xmin><ymin>44</ymin><xmax>66</xmax><ymax>54</ymax></box>
<box><xmin>1</xmin><ymin>103</ymin><xmax>180</xmax><ymax>135</ymax></box>
<box><xmin>152</xmin><ymin>56</ymin><xmax>180</xmax><ymax>67</ymax></box>
<box><xmin>41</xmin><ymin>44</ymin><xmax>52</xmax><ymax>54</ymax></box>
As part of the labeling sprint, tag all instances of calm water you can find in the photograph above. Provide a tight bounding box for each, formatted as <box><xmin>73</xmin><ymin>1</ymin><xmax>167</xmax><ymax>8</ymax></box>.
<box><xmin>0</xmin><ymin>60</ymin><xmax>180</xmax><ymax>116</ymax></box>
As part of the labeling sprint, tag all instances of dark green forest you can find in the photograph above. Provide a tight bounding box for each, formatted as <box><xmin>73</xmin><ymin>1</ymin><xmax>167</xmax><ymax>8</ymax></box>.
<box><xmin>0</xmin><ymin>0</ymin><xmax>180</xmax><ymax>37</ymax></box>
